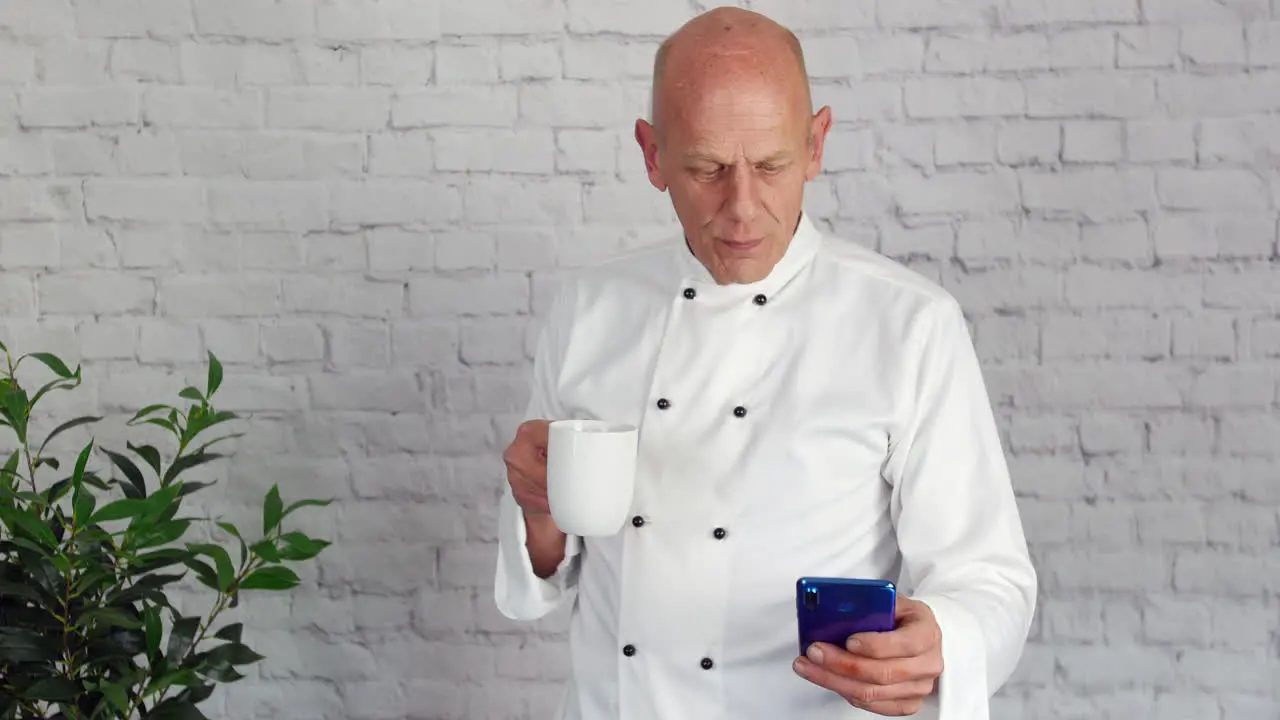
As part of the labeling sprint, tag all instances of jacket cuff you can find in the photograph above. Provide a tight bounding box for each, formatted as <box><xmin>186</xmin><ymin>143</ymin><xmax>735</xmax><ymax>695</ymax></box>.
<box><xmin>915</xmin><ymin>593</ymin><xmax>989</xmax><ymax>719</ymax></box>
<box><xmin>493</xmin><ymin>487</ymin><xmax>580</xmax><ymax>621</ymax></box>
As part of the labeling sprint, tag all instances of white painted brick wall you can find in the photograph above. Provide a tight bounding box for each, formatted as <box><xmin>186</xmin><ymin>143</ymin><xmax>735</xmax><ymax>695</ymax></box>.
<box><xmin>2</xmin><ymin>1</ymin><xmax>1278</xmax><ymax>718</ymax></box>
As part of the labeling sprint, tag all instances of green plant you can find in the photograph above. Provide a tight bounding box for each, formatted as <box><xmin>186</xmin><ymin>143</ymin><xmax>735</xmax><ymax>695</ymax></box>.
<box><xmin>0</xmin><ymin>342</ymin><xmax>333</xmax><ymax>719</ymax></box>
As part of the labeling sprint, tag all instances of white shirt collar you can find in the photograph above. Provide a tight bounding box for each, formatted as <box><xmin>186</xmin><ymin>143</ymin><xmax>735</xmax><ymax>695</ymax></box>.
<box><xmin>673</xmin><ymin>212</ymin><xmax>824</xmax><ymax>302</ymax></box>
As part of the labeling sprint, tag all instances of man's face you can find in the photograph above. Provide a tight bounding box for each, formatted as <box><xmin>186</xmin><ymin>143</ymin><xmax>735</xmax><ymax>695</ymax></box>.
<box><xmin>637</xmin><ymin>74</ymin><xmax>831</xmax><ymax>285</ymax></box>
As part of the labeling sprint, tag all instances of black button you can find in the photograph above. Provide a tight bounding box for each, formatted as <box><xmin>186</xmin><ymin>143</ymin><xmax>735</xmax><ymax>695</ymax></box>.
<box><xmin>632</xmin><ymin>515</ymin><xmax>645</xmax><ymax>528</ymax></box>
<box><xmin>713</xmin><ymin>527</ymin><xmax>726</xmax><ymax>540</ymax></box>
<box><xmin>701</xmin><ymin>657</ymin><xmax>714</xmax><ymax>670</ymax></box>
<box><xmin>733</xmin><ymin>406</ymin><xmax>747</xmax><ymax>418</ymax></box>
<box><xmin>656</xmin><ymin>398</ymin><xmax>670</xmax><ymax>410</ymax></box>
<box><xmin>753</xmin><ymin>294</ymin><xmax>767</xmax><ymax>306</ymax></box>
<box><xmin>623</xmin><ymin>644</ymin><xmax>636</xmax><ymax>657</ymax></box>
<box><xmin>683</xmin><ymin>288</ymin><xmax>696</xmax><ymax>299</ymax></box>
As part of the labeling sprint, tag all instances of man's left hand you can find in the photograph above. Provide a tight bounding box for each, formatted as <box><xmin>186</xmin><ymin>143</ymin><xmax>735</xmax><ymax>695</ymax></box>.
<box><xmin>792</xmin><ymin>596</ymin><xmax>943</xmax><ymax>716</ymax></box>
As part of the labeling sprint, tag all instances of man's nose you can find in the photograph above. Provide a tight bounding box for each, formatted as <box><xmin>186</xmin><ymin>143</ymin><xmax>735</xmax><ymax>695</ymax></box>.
<box><xmin>724</xmin><ymin>165</ymin><xmax>761</xmax><ymax>223</ymax></box>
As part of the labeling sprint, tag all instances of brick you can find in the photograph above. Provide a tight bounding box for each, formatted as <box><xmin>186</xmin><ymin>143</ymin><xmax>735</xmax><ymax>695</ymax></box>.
<box><xmin>0</xmin><ymin>180</ymin><xmax>81</xmax><ymax>221</ymax></box>
<box><xmin>1066</xmin><ymin>266</ymin><xmax>1201</xmax><ymax>309</ymax></box>
<box><xmin>555</xmin><ymin>129</ymin><xmax>618</xmax><ymax>174</ymax></box>
<box><xmin>1080</xmin><ymin>221</ymin><xmax>1152</xmax><ymax>263</ymax></box>
<box><xmin>1174</xmin><ymin>551</ymin><xmax>1278</xmax><ymax>595</ymax></box>
<box><xmin>267</xmin><ymin>89</ymin><xmax>389</xmax><ymax>132</ymax></box>
<box><xmin>1080</xmin><ymin>414</ymin><xmax>1144</xmax><ymax>455</ymax></box>
<box><xmin>1049</xmin><ymin>29</ymin><xmax>1117</xmax><ymax>69</ymax></box>
<box><xmin>329</xmin><ymin>181</ymin><xmax>462</xmax><ymax>227</ymax></box>
<box><xmin>946</xmin><ymin>265</ymin><xmax>1061</xmax><ymax>311</ymax></box>
<box><xmin>501</xmin><ymin>42</ymin><xmax>561</xmax><ymax>81</ymax></box>
<box><xmin>361</xmin><ymin>46</ymin><xmax>433</xmax><ymax>87</ymax></box>
<box><xmin>40</xmin><ymin>274</ymin><xmax>153</xmax><ymax>315</ymax></box>
<box><xmin>891</xmin><ymin>168</ymin><xmax>1019</xmax><ymax>215</ymax></box>
<box><xmin>0</xmin><ymin>276</ymin><xmax>34</xmax><ymax>317</ymax></box>
<box><xmin>1126</xmin><ymin>120</ymin><xmax>1195</xmax><ymax>162</ymax></box>
<box><xmin>925</xmin><ymin>33</ymin><xmax>1048</xmax><ymax>74</ymax></box>
<box><xmin>1020</xmin><ymin>168</ymin><xmax>1156</xmax><ymax>221</ymax></box>
<box><xmin>207</xmin><ymin>181</ymin><xmax>328</xmax><ymax>231</ymax></box>
<box><xmin>435</xmin><ymin>231</ymin><xmax>495</xmax><ymax>271</ymax></box>
<box><xmin>958</xmin><ymin>219</ymin><xmax>1077</xmax><ymax>265</ymax></box>
<box><xmin>463</xmin><ymin>178</ymin><xmax>582</xmax><ymax>225</ymax></box>
<box><xmin>1070</xmin><ymin>503</ymin><xmax>1136</xmax><ymax>549</ymax></box>
<box><xmin>1217</xmin><ymin>413</ymin><xmax>1280</xmax><ymax>456</ymax></box>
<box><xmin>20</xmin><ymin>88</ymin><xmax>137</xmax><ymax>128</ymax></box>
<box><xmin>1158</xmin><ymin>169</ymin><xmax>1269</xmax><ymax>211</ymax></box>
<box><xmin>1252</xmin><ymin>318</ymin><xmax>1280</xmax><ymax>358</ymax></box>
<box><xmin>997</xmin><ymin>120</ymin><xmax>1060</xmax><ymax>165</ymax></box>
<box><xmin>880</xmin><ymin>224</ymin><xmax>953</xmax><ymax>259</ymax></box>
<box><xmin>0</xmin><ymin>134</ymin><xmax>51</xmax><ymax>175</ymax></box>
<box><xmin>1205</xmin><ymin>504</ymin><xmax>1280</xmax><ymax>550</ymax></box>
<box><xmin>1205</xmin><ymin>266</ymin><xmax>1280</xmax><ymax>309</ymax></box>
<box><xmin>143</xmin><ymin>88</ymin><xmax>261</xmax><ymax>128</ymax></box>
<box><xmin>863</xmin><ymin>36</ymin><xmax>927</xmax><ymax>74</ymax></box>
<box><xmin>296</xmin><ymin>45</ymin><xmax>359</xmax><ymax>85</ymax></box>
<box><xmin>1118</xmin><ymin>27</ymin><xmax>1180</xmax><ymax>68</ymax></box>
<box><xmin>316</xmin><ymin>0</ymin><xmax>439</xmax><ymax>40</ymax></box>
<box><xmin>1187</xmin><ymin>364</ymin><xmax>1275</xmax><ymax>409</ymax></box>
<box><xmin>1176</xmin><ymin>650</ymin><xmax>1276</xmax><ymax>693</ymax></box>
<box><xmin>180</xmin><ymin>43</ymin><xmax>297</xmax><ymax>87</ymax></box>
<box><xmin>368</xmin><ymin>133</ymin><xmax>432</xmax><ymax>177</ymax></box>
<box><xmin>435</xmin><ymin>129</ymin><xmax>554</xmax><ymax>173</ymax></box>
<box><xmin>519</xmin><ymin>82</ymin><xmax>630</xmax><ymax>128</ymax></box>
<box><xmin>0</xmin><ymin>224</ymin><xmax>58</xmax><ymax>268</ymax></box>
<box><xmin>461</xmin><ymin>318</ymin><xmax>528</xmax><ymax>366</ymax></box>
<box><xmin>1143</xmin><ymin>596</ymin><xmax>1212</xmax><ymax>646</ymax></box>
<box><xmin>51</xmin><ymin>134</ymin><xmax>114</xmax><ymax>175</ymax></box>
<box><xmin>1143</xmin><ymin>0</ymin><xmax>1269</xmax><ymax>23</ymax></box>
<box><xmin>436</xmin><ymin>43</ymin><xmax>500</xmax><ymax>85</ymax></box>
<box><xmin>1009</xmin><ymin>364</ymin><xmax>1185</xmax><ymax>409</ymax></box>
<box><xmin>1062</xmin><ymin>121</ymin><xmax>1122</xmax><ymax>163</ymax></box>
<box><xmin>1159</xmin><ymin>72</ymin><xmax>1280</xmax><ymax>117</ymax></box>
<box><xmin>86</xmin><ymin>179</ymin><xmax>204</xmax><ymax>222</ymax></box>
<box><xmin>283</xmin><ymin>278</ymin><xmax>402</xmax><ymax>318</ymax></box>
<box><xmin>904</xmin><ymin>77</ymin><xmax>1024</xmax><ymax>118</ymax></box>
<box><xmin>1043</xmin><ymin>312</ymin><xmax>1170</xmax><ymax>360</ymax></box>
<box><xmin>1005</xmin><ymin>0</ymin><xmax>1138</xmax><ymax>24</ymax></box>
<box><xmin>1174</xmin><ymin>314</ymin><xmax>1237</xmax><ymax>360</ymax></box>
<box><xmin>194</xmin><ymin>0</ymin><xmax>314</xmax><ymax>40</ymax></box>
<box><xmin>441</xmin><ymin>0</ymin><xmax>566</xmax><ymax>34</ymax></box>
<box><xmin>1026</xmin><ymin>74</ymin><xmax>1157</xmax><ymax>118</ymax></box>
<box><xmin>877</xmin><ymin>0</ymin><xmax>1000</xmax><ymax>28</ymax></box>
<box><xmin>409</xmin><ymin>275</ymin><xmax>529</xmax><ymax>317</ymax></box>
<box><xmin>934</xmin><ymin>122</ymin><xmax>996</xmax><ymax>166</ymax></box>
<box><xmin>814</xmin><ymin>80</ymin><xmax>902</xmax><ymax>121</ymax></box>
<box><xmin>392</xmin><ymin>87</ymin><xmax>517</xmax><ymax>128</ymax></box>
<box><xmin>73</xmin><ymin>0</ymin><xmax>191</xmax><ymax>37</ymax></box>
<box><xmin>160</xmin><ymin>277</ymin><xmax>280</xmax><ymax>318</ymax></box>
<box><xmin>1183</xmin><ymin>23</ymin><xmax>1248</xmax><ymax>65</ymax></box>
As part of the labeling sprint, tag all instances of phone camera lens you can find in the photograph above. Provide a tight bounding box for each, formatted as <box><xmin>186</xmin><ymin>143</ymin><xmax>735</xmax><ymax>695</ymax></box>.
<box><xmin>804</xmin><ymin>588</ymin><xmax>818</xmax><ymax>611</ymax></box>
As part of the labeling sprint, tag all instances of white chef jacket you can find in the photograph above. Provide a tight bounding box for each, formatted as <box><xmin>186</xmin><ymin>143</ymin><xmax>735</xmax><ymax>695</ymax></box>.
<box><xmin>494</xmin><ymin>213</ymin><xmax>1037</xmax><ymax>719</ymax></box>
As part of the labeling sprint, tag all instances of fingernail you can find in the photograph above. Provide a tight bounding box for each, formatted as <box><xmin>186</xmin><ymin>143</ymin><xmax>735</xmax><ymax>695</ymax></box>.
<box><xmin>846</xmin><ymin>637</ymin><xmax>861</xmax><ymax>652</ymax></box>
<box><xmin>806</xmin><ymin>644</ymin><xmax>823</xmax><ymax>664</ymax></box>
<box><xmin>792</xmin><ymin>658</ymin><xmax>806</xmax><ymax>675</ymax></box>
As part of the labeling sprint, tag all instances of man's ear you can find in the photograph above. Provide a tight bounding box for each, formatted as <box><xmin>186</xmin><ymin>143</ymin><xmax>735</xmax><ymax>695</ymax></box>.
<box><xmin>804</xmin><ymin>106</ymin><xmax>834</xmax><ymax>182</ymax></box>
<box><xmin>635</xmin><ymin>119</ymin><xmax>668</xmax><ymax>192</ymax></box>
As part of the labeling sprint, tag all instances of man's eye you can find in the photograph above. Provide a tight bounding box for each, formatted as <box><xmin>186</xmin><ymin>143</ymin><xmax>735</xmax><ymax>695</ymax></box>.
<box><xmin>758</xmin><ymin>164</ymin><xmax>783</xmax><ymax>174</ymax></box>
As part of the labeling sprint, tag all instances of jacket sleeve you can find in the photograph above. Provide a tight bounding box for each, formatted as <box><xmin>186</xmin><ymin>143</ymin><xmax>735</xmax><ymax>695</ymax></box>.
<box><xmin>882</xmin><ymin>295</ymin><xmax>1038</xmax><ymax>718</ymax></box>
<box><xmin>493</xmin><ymin>280</ymin><xmax>584</xmax><ymax>622</ymax></box>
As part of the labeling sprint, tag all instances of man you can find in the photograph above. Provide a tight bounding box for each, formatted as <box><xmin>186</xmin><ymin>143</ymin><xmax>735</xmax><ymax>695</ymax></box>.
<box><xmin>494</xmin><ymin>7</ymin><xmax>1036</xmax><ymax>719</ymax></box>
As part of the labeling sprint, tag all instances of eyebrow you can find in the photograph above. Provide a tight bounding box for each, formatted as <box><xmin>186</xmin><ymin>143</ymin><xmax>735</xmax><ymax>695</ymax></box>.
<box><xmin>683</xmin><ymin>150</ymin><xmax>794</xmax><ymax>165</ymax></box>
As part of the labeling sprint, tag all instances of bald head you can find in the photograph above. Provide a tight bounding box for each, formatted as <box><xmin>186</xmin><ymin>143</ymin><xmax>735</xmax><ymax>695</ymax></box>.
<box><xmin>650</xmin><ymin>7</ymin><xmax>812</xmax><ymax>140</ymax></box>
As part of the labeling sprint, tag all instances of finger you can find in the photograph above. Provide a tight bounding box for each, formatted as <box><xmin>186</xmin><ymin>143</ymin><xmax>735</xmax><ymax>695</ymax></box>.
<box><xmin>805</xmin><ymin>642</ymin><xmax>936</xmax><ymax>686</ymax></box>
<box><xmin>793</xmin><ymin>655</ymin><xmax>934</xmax><ymax>707</ymax></box>
<box><xmin>847</xmin><ymin>601</ymin><xmax>940</xmax><ymax>660</ymax></box>
<box><xmin>859</xmin><ymin>698</ymin><xmax>927</xmax><ymax>717</ymax></box>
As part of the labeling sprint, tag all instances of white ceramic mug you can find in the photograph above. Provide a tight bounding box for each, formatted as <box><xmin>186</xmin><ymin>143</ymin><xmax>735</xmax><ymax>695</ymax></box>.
<box><xmin>546</xmin><ymin>419</ymin><xmax>638</xmax><ymax>537</ymax></box>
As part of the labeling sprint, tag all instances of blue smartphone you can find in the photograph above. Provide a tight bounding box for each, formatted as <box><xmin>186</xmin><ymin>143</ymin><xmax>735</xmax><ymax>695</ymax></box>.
<box><xmin>796</xmin><ymin>577</ymin><xmax>896</xmax><ymax>655</ymax></box>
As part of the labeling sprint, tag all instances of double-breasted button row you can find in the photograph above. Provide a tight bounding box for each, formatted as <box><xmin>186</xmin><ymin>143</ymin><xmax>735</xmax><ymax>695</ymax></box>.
<box><xmin>679</xmin><ymin>288</ymin><xmax>768</xmax><ymax>306</ymax></box>
<box><xmin>620</xmin><ymin>644</ymin><xmax>714</xmax><ymax>671</ymax></box>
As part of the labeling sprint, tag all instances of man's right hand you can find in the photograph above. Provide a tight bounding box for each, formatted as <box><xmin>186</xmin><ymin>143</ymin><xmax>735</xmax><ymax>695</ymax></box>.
<box><xmin>502</xmin><ymin>419</ymin><xmax>567</xmax><ymax>578</ymax></box>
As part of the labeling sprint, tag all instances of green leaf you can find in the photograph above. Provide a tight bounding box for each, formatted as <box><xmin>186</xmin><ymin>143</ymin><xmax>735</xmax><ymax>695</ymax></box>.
<box><xmin>249</xmin><ymin>539</ymin><xmax>280</xmax><ymax>563</ymax></box>
<box><xmin>0</xmin><ymin>627</ymin><xmax>59</xmax><ymax>663</ymax></box>
<box><xmin>0</xmin><ymin>580</ymin><xmax>44</xmax><ymax>603</ymax></box>
<box><xmin>143</xmin><ymin>605</ymin><xmax>162</xmax><ymax>659</ymax></box>
<box><xmin>128</xmin><ymin>442</ymin><xmax>162</xmax><ymax>478</ymax></box>
<box><xmin>75</xmin><ymin>606</ymin><xmax>144</xmax><ymax>631</ymax></box>
<box><xmin>179</xmin><ymin>387</ymin><xmax>204</xmax><ymax>403</ymax></box>
<box><xmin>101</xmin><ymin>448</ymin><xmax>147</xmax><ymax>500</ymax></box>
<box><xmin>166</xmin><ymin>615</ymin><xmax>201</xmax><ymax>660</ymax></box>
<box><xmin>129</xmin><ymin>403</ymin><xmax>170</xmax><ymax>422</ymax></box>
<box><xmin>73</xmin><ymin>439</ymin><xmax>93</xmax><ymax>481</ymax></box>
<box><xmin>28</xmin><ymin>352</ymin><xmax>75</xmax><ymax>379</ymax></box>
<box><xmin>204</xmin><ymin>641</ymin><xmax>264</xmax><ymax>666</ymax></box>
<box><xmin>263</xmin><ymin>484</ymin><xmax>282</xmax><ymax>535</ymax></box>
<box><xmin>282</xmin><ymin>497</ymin><xmax>334</xmax><ymax>519</ymax></box>
<box><xmin>206</xmin><ymin>351</ymin><xmax>223</xmax><ymax>396</ymax></box>
<box><xmin>89</xmin><ymin>497</ymin><xmax>149</xmax><ymax>525</ymax></box>
<box><xmin>145</xmin><ymin>699</ymin><xmax>208</xmax><ymax>720</ymax></box>
<box><xmin>99</xmin><ymin>681</ymin><xmax>130</xmax><ymax>714</ymax></box>
<box><xmin>277</xmin><ymin>532</ymin><xmax>330</xmax><ymax>562</ymax></box>
<box><xmin>187</xmin><ymin>543</ymin><xmax>235</xmax><ymax>592</ymax></box>
<box><xmin>182</xmin><ymin>556</ymin><xmax>219</xmax><ymax>592</ymax></box>
<box><xmin>37</xmin><ymin>415</ymin><xmax>101</xmax><ymax>458</ymax></box>
<box><xmin>20</xmin><ymin>677</ymin><xmax>79</xmax><ymax>702</ymax></box>
<box><xmin>239</xmin><ymin>565</ymin><xmax>299</xmax><ymax>591</ymax></box>
<box><xmin>0</xmin><ymin>507</ymin><xmax>57</xmax><ymax>547</ymax></box>
<box><xmin>134</xmin><ymin>518</ymin><xmax>192</xmax><ymax>549</ymax></box>
<box><xmin>73</xmin><ymin>487</ymin><xmax>96</xmax><ymax>526</ymax></box>
<box><xmin>217</xmin><ymin>521</ymin><xmax>247</xmax><ymax>564</ymax></box>
<box><xmin>161</xmin><ymin>451</ymin><xmax>224</xmax><ymax>487</ymax></box>
<box><xmin>213</xmin><ymin>622</ymin><xmax>242</xmax><ymax>644</ymax></box>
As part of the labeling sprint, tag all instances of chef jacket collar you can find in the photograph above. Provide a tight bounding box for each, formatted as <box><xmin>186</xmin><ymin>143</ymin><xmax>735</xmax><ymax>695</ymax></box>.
<box><xmin>674</xmin><ymin>212</ymin><xmax>823</xmax><ymax>304</ymax></box>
